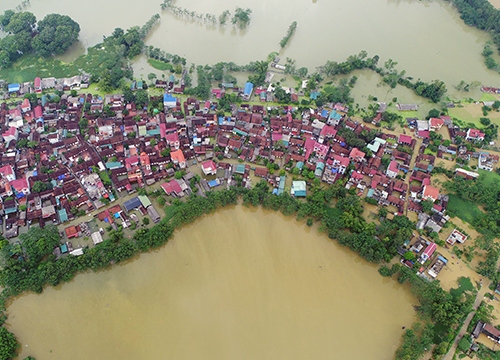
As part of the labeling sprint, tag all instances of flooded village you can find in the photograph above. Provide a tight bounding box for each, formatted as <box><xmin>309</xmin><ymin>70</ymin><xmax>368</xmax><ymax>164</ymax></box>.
<box><xmin>1</xmin><ymin>0</ymin><xmax>500</xmax><ymax>359</ymax></box>
<box><xmin>0</xmin><ymin>60</ymin><xmax>499</xmax><ymax>358</ymax></box>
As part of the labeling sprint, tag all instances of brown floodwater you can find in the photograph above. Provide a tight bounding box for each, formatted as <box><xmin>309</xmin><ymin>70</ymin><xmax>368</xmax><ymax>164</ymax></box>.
<box><xmin>7</xmin><ymin>206</ymin><xmax>415</xmax><ymax>360</ymax></box>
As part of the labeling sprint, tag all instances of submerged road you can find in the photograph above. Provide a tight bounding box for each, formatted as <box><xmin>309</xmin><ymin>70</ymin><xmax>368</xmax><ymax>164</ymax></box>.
<box><xmin>443</xmin><ymin>281</ymin><xmax>490</xmax><ymax>360</ymax></box>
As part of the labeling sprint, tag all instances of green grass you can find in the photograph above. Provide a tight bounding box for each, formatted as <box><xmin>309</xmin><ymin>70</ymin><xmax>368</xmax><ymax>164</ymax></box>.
<box><xmin>147</xmin><ymin>59</ymin><xmax>173</xmax><ymax>71</ymax></box>
<box><xmin>447</xmin><ymin>194</ymin><xmax>483</xmax><ymax>225</ymax></box>
<box><xmin>478</xmin><ymin>169</ymin><xmax>500</xmax><ymax>188</ymax></box>
<box><xmin>0</xmin><ymin>54</ymin><xmax>81</xmax><ymax>83</ymax></box>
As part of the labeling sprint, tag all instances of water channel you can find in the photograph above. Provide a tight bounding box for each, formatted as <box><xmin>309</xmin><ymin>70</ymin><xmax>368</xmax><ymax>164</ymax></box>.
<box><xmin>7</xmin><ymin>206</ymin><xmax>415</xmax><ymax>360</ymax></box>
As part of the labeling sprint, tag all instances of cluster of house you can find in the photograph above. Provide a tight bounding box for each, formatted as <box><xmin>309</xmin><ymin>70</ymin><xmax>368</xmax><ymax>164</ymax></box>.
<box><xmin>0</xmin><ymin>73</ymin><xmax>494</xmax><ymax>245</ymax></box>
<box><xmin>3</xmin><ymin>75</ymin><xmax>90</xmax><ymax>98</ymax></box>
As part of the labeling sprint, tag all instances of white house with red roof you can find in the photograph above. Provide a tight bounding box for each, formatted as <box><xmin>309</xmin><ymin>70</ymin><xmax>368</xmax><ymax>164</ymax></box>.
<box><xmin>386</xmin><ymin>160</ymin><xmax>399</xmax><ymax>178</ymax></box>
<box><xmin>21</xmin><ymin>98</ymin><xmax>31</xmax><ymax>113</ymax></box>
<box><xmin>0</xmin><ymin>165</ymin><xmax>15</xmax><ymax>182</ymax></box>
<box><xmin>10</xmin><ymin>178</ymin><xmax>29</xmax><ymax>195</ymax></box>
<box><xmin>422</xmin><ymin>185</ymin><xmax>439</xmax><ymax>202</ymax></box>
<box><xmin>2</xmin><ymin>127</ymin><xmax>18</xmax><ymax>144</ymax></box>
<box><xmin>125</xmin><ymin>156</ymin><xmax>139</xmax><ymax>171</ymax></box>
<box><xmin>318</xmin><ymin>125</ymin><xmax>337</xmax><ymax>144</ymax></box>
<box><xmin>349</xmin><ymin>147</ymin><xmax>366</xmax><ymax>163</ymax></box>
<box><xmin>304</xmin><ymin>137</ymin><xmax>329</xmax><ymax>160</ymax></box>
<box><xmin>429</xmin><ymin>117</ymin><xmax>444</xmax><ymax>131</ymax></box>
<box><xmin>171</xmin><ymin>149</ymin><xmax>186</xmax><ymax>169</ymax></box>
<box><xmin>34</xmin><ymin>77</ymin><xmax>42</xmax><ymax>93</ymax></box>
<box><xmin>332</xmin><ymin>154</ymin><xmax>350</xmax><ymax>174</ymax></box>
<box><xmin>201</xmin><ymin>160</ymin><xmax>217</xmax><ymax>175</ymax></box>
<box><xmin>466</xmin><ymin>128</ymin><xmax>485</xmax><ymax>142</ymax></box>
<box><xmin>164</xmin><ymin>132</ymin><xmax>180</xmax><ymax>149</ymax></box>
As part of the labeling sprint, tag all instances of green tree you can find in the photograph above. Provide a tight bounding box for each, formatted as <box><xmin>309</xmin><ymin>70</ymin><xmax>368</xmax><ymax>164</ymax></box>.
<box><xmin>142</xmin><ymin>217</ymin><xmax>150</xmax><ymax>226</ymax></box>
<box><xmin>32</xmin><ymin>181</ymin><xmax>47</xmax><ymax>193</ymax></box>
<box><xmin>0</xmin><ymin>327</ymin><xmax>18</xmax><ymax>360</ymax></box>
<box><xmin>4</xmin><ymin>12</ymin><xmax>36</xmax><ymax>34</ymax></box>
<box><xmin>135</xmin><ymin>89</ymin><xmax>149</xmax><ymax>108</ymax></box>
<box><xmin>32</xmin><ymin>14</ymin><xmax>80</xmax><ymax>57</ymax></box>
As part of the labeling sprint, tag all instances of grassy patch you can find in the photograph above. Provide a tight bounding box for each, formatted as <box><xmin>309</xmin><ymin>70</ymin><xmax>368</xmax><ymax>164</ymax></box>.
<box><xmin>478</xmin><ymin>169</ymin><xmax>500</xmax><ymax>188</ymax></box>
<box><xmin>447</xmin><ymin>194</ymin><xmax>483</xmax><ymax>224</ymax></box>
<box><xmin>163</xmin><ymin>204</ymin><xmax>178</xmax><ymax>222</ymax></box>
<box><xmin>147</xmin><ymin>59</ymin><xmax>173</xmax><ymax>71</ymax></box>
<box><xmin>424</xmin><ymin>148</ymin><xmax>435</xmax><ymax>155</ymax></box>
<box><xmin>0</xmin><ymin>54</ymin><xmax>80</xmax><ymax>83</ymax></box>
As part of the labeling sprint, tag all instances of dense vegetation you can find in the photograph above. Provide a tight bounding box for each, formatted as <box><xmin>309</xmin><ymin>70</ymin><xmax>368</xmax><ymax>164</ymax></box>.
<box><xmin>382</xmin><ymin>266</ymin><xmax>475</xmax><ymax>359</ymax></box>
<box><xmin>279</xmin><ymin>21</ymin><xmax>298</xmax><ymax>48</ymax></box>
<box><xmin>0</xmin><ymin>11</ymin><xmax>80</xmax><ymax>68</ymax></box>
<box><xmin>442</xmin><ymin>173</ymin><xmax>500</xmax><ymax>280</ymax></box>
<box><xmin>446</xmin><ymin>0</ymin><xmax>500</xmax><ymax>50</ymax></box>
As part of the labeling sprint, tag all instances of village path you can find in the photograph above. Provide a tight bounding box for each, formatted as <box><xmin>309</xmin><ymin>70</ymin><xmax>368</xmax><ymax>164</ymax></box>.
<box><xmin>403</xmin><ymin>135</ymin><xmax>423</xmax><ymax>215</ymax></box>
<box><xmin>442</xmin><ymin>280</ymin><xmax>490</xmax><ymax>360</ymax></box>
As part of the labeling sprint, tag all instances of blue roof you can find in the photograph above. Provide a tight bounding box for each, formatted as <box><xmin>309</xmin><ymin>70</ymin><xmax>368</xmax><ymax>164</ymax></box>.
<box><xmin>295</xmin><ymin>161</ymin><xmax>304</xmax><ymax>170</ymax></box>
<box><xmin>208</xmin><ymin>180</ymin><xmax>219</xmax><ymax>188</ymax></box>
<box><xmin>58</xmin><ymin>209</ymin><xmax>68</xmax><ymax>223</ymax></box>
<box><xmin>310</xmin><ymin>91</ymin><xmax>319</xmax><ymax>100</ymax></box>
<box><xmin>8</xmin><ymin>83</ymin><xmax>20</xmax><ymax>92</ymax></box>
<box><xmin>329</xmin><ymin>110</ymin><xmax>342</xmax><ymax>121</ymax></box>
<box><xmin>277</xmin><ymin>175</ymin><xmax>286</xmax><ymax>195</ymax></box>
<box><xmin>163</xmin><ymin>93</ymin><xmax>176</xmax><ymax>103</ymax></box>
<box><xmin>169</xmin><ymin>75</ymin><xmax>175</xmax><ymax>82</ymax></box>
<box><xmin>106</xmin><ymin>162</ymin><xmax>123</xmax><ymax>170</ymax></box>
<box><xmin>321</xmin><ymin>109</ymin><xmax>328</xmax><ymax>118</ymax></box>
<box><xmin>123</xmin><ymin>197</ymin><xmax>142</xmax><ymax>212</ymax></box>
<box><xmin>60</xmin><ymin>243</ymin><xmax>68</xmax><ymax>253</ymax></box>
<box><xmin>147</xmin><ymin>128</ymin><xmax>161</xmax><ymax>136</ymax></box>
<box><xmin>244</xmin><ymin>82</ymin><xmax>254</xmax><ymax>96</ymax></box>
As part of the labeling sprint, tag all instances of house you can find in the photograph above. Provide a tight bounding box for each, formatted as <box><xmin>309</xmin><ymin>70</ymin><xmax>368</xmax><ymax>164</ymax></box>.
<box><xmin>10</xmin><ymin>178</ymin><xmax>30</xmax><ymax>196</ymax></box>
<box><xmin>419</xmin><ymin>242</ymin><xmax>436</xmax><ymax>263</ymax></box>
<box><xmin>34</xmin><ymin>77</ymin><xmax>42</xmax><ymax>93</ymax></box>
<box><xmin>398</xmin><ymin>134</ymin><xmax>412</xmax><ymax>146</ymax></box>
<box><xmin>291</xmin><ymin>181</ymin><xmax>307</xmax><ymax>197</ymax></box>
<box><xmin>422</xmin><ymin>185</ymin><xmax>439</xmax><ymax>202</ymax></box>
<box><xmin>446</xmin><ymin>229</ymin><xmax>468</xmax><ymax>246</ymax></box>
<box><xmin>201</xmin><ymin>160</ymin><xmax>217</xmax><ymax>176</ymax></box>
<box><xmin>429</xmin><ymin>117</ymin><xmax>444</xmax><ymax>131</ymax></box>
<box><xmin>170</xmin><ymin>149</ymin><xmax>186</xmax><ymax>169</ymax></box>
<box><xmin>8</xmin><ymin>83</ymin><xmax>20</xmax><ymax>93</ymax></box>
<box><xmin>349</xmin><ymin>148</ymin><xmax>365</xmax><ymax>163</ymax></box>
<box><xmin>386</xmin><ymin>160</ymin><xmax>399</xmax><ymax>178</ymax></box>
<box><xmin>2</xmin><ymin>127</ymin><xmax>18</xmax><ymax>143</ymax></box>
<box><xmin>0</xmin><ymin>165</ymin><xmax>15</xmax><ymax>182</ymax></box>
<box><xmin>242</xmin><ymin>82</ymin><xmax>254</xmax><ymax>101</ymax></box>
<box><xmin>466</xmin><ymin>128</ymin><xmax>485</xmax><ymax>142</ymax></box>
<box><xmin>163</xmin><ymin>93</ymin><xmax>177</xmax><ymax>108</ymax></box>
<box><xmin>21</xmin><ymin>98</ymin><xmax>31</xmax><ymax>113</ymax></box>
<box><xmin>428</xmin><ymin>256</ymin><xmax>447</xmax><ymax>278</ymax></box>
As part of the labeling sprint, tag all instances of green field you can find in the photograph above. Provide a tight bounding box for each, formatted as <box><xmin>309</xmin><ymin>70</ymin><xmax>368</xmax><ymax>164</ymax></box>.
<box><xmin>478</xmin><ymin>169</ymin><xmax>500</xmax><ymax>187</ymax></box>
<box><xmin>447</xmin><ymin>194</ymin><xmax>483</xmax><ymax>225</ymax></box>
<box><xmin>147</xmin><ymin>59</ymin><xmax>173</xmax><ymax>71</ymax></box>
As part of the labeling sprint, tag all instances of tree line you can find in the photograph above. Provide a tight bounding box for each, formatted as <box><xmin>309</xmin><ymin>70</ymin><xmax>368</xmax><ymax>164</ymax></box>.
<box><xmin>446</xmin><ymin>0</ymin><xmax>500</xmax><ymax>50</ymax></box>
<box><xmin>317</xmin><ymin>51</ymin><xmax>447</xmax><ymax>103</ymax></box>
<box><xmin>0</xmin><ymin>10</ymin><xmax>80</xmax><ymax>68</ymax></box>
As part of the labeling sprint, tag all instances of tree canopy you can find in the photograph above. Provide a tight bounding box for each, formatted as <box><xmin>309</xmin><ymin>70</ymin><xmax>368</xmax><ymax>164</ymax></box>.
<box><xmin>32</xmin><ymin>14</ymin><xmax>80</xmax><ymax>57</ymax></box>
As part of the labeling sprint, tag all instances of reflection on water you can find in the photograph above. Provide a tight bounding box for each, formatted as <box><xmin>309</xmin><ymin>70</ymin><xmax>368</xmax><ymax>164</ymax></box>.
<box><xmin>7</xmin><ymin>206</ymin><xmax>415</xmax><ymax>360</ymax></box>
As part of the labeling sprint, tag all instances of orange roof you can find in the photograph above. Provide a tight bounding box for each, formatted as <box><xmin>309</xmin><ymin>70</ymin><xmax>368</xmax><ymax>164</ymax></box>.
<box><xmin>65</xmin><ymin>226</ymin><xmax>78</xmax><ymax>237</ymax></box>
<box><xmin>423</xmin><ymin>185</ymin><xmax>439</xmax><ymax>201</ymax></box>
<box><xmin>171</xmin><ymin>149</ymin><xmax>185</xmax><ymax>163</ymax></box>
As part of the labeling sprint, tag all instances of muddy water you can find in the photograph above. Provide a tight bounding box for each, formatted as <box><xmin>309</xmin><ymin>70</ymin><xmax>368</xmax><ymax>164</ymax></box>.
<box><xmin>1</xmin><ymin>0</ymin><xmax>500</xmax><ymax>90</ymax></box>
<box><xmin>7</xmin><ymin>206</ymin><xmax>415</xmax><ymax>360</ymax></box>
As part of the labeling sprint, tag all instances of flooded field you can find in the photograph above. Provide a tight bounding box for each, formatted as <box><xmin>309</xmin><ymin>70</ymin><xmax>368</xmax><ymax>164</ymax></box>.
<box><xmin>7</xmin><ymin>206</ymin><xmax>415</xmax><ymax>360</ymax></box>
<box><xmin>1</xmin><ymin>0</ymin><xmax>499</xmax><ymax>94</ymax></box>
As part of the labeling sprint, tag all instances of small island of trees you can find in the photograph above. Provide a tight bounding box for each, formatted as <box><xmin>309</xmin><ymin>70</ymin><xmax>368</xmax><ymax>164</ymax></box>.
<box><xmin>0</xmin><ymin>11</ymin><xmax>80</xmax><ymax>68</ymax></box>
